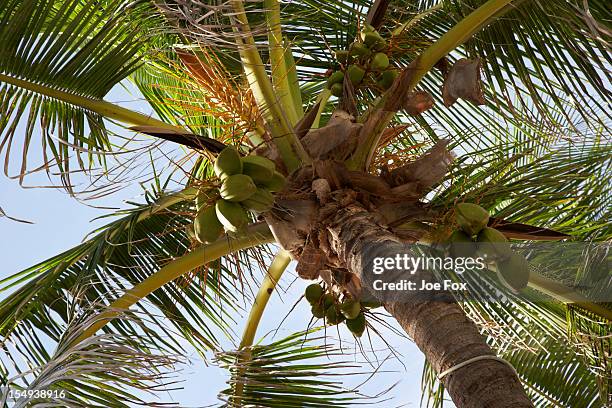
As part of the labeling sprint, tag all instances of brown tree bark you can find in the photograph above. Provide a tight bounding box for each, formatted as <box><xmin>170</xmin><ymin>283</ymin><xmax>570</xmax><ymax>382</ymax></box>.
<box><xmin>325</xmin><ymin>201</ymin><xmax>533</xmax><ymax>408</ymax></box>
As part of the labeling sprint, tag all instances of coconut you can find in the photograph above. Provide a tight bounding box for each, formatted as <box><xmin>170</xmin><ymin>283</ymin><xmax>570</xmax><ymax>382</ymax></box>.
<box><xmin>363</xmin><ymin>31</ymin><xmax>385</xmax><ymax>48</ymax></box>
<box><xmin>194</xmin><ymin>205</ymin><xmax>224</xmax><ymax>243</ymax></box>
<box><xmin>349</xmin><ymin>43</ymin><xmax>370</xmax><ymax>58</ymax></box>
<box><xmin>326</xmin><ymin>71</ymin><xmax>345</xmax><ymax>88</ymax></box>
<box><xmin>257</xmin><ymin>171</ymin><xmax>287</xmax><ymax>192</ymax></box>
<box><xmin>215</xmin><ymin>199</ymin><xmax>250</xmax><ymax>232</ymax></box>
<box><xmin>214</xmin><ymin>146</ymin><xmax>242</xmax><ymax>179</ymax></box>
<box><xmin>335</xmin><ymin>50</ymin><xmax>349</xmax><ymax>64</ymax></box>
<box><xmin>241</xmin><ymin>155</ymin><xmax>275</xmax><ymax>183</ymax></box>
<box><xmin>340</xmin><ymin>299</ymin><xmax>361</xmax><ymax>320</ymax></box>
<box><xmin>377</xmin><ymin>69</ymin><xmax>399</xmax><ymax>90</ymax></box>
<box><xmin>370</xmin><ymin>52</ymin><xmax>389</xmax><ymax>71</ymax></box>
<box><xmin>242</xmin><ymin>188</ymin><xmax>275</xmax><ymax>213</ymax></box>
<box><xmin>325</xmin><ymin>306</ymin><xmax>345</xmax><ymax>325</ymax></box>
<box><xmin>496</xmin><ymin>253</ymin><xmax>530</xmax><ymax>292</ymax></box>
<box><xmin>346</xmin><ymin>312</ymin><xmax>366</xmax><ymax>337</ymax></box>
<box><xmin>220</xmin><ymin>174</ymin><xmax>257</xmax><ymax>202</ymax></box>
<box><xmin>447</xmin><ymin>229</ymin><xmax>476</xmax><ymax>258</ymax></box>
<box><xmin>305</xmin><ymin>283</ymin><xmax>324</xmax><ymax>304</ymax></box>
<box><xmin>477</xmin><ymin>227</ymin><xmax>511</xmax><ymax>261</ymax></box>
<box><xmin>330</xmin><ymin>82</ymin><xmax>343</xmax><ymax>97</ymax></box>
<box><xmin>311</xmin><ymin>304</ymin><xmax>325</xmax><ymax>319</ymax></box>
<box><xmin>347</xmin><ymin>64</ymin><xmax>366</xmax><ymax>85</ymax></box>
<box><xmin>455</xmin><ymin>203</ymin><xmax>490</xmax><ymax>236</ymax></box>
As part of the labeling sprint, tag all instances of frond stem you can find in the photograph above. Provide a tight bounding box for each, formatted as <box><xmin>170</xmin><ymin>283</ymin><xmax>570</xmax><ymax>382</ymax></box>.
<box><xmin>347</xmin><ymin>0</ymin><xmax>518</xmax><ymax>170</ymax></box>
<box><xmin>240</xmin><ymin>249</ymin><xmax>292</xmax><ymax>348</ymax></box>
<box><xmin>229</xmin><ymin>0</ymin><xmax>309</xmax><ymax>171</ymax></box>
<box><xmin>233</xmin><ymin>249</ymin><xmax>292</xmax><ymax>405</ymax></box>
<box><xmin>529</xmin><ymin>271</ymin><xmax>612</xmax><ymax>321</ymax></box>
<box><xmin>74</xmin><ymin>222</ymin><xmax>275</xmax><ymax>345</ymax></box>
<box><xmin>264</xmin><ymin>0</ymin><xmax>299</xmax><ymax>125</ymax></box>
<box><xmin>0</xmin><ymin>73</ymin><xmax>183</xmax><ymax>132</ymax></box>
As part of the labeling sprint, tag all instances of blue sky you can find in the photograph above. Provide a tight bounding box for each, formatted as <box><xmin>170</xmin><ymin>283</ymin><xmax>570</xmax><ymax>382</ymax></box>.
<box><xmin>0</xmin><ymin>84</ymin><xmax>457</xmax><ymax>407</ymax></box>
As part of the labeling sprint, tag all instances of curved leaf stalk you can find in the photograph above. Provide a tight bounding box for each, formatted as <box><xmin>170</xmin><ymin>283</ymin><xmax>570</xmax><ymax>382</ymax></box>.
<box><xmin>528</xmin><ymin>272</ymin><xmax>612</xmax><ymax>321</ymax></box>
<box><xmin>233</xmin><ymin>249</ymin><xmax>292</xmax><ymax>405</ymax></box>
<box><xmin>283</xmin><ymin>38</ymin><xmax>305</xmax><ymax>121</ymax></box>
<box><xmin>264</xmin><ymin>0</ymin><xmax>299</xmax><ymax>126</ymax></box>
<box><xmin>313</xmin><ymin>88</ymin><xmax>332</xmax><ymax>129</ymax></box>
<box><xmin>347</xmin><ymin>0</ymin><xmax>517</xmax><ymax>170</ymax></box>
<box><xmin>0</xmin><ymin>73</ymin><xmax>183</xmax><ymax>132</ymax></box>
<box><xmin>74</xmin><ymin>223</ymin><xmax>275</xmax><ymax>345</ymax></box>
<box><xmin>415</xmin><ymin>0</ymin><xmax>517</xmax><ymax>85</ymax></box>
<box><xmin>229</xmin><ymin>0</ymin><xmax>310</xmax><ymax>171</ymax></box>
<box><xmin>240</xmin><ymin>249</ymin><xmax>292</xmax><ymax>347</ymax></box>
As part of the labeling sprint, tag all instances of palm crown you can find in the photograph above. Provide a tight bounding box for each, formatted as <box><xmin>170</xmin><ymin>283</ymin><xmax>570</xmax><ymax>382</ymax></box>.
<box><xmin>0</xmin><ymin>0</ymin><xmax>610</xmax><ymax>406</ymax></box>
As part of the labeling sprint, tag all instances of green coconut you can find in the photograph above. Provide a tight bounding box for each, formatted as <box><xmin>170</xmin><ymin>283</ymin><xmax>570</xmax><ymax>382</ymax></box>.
<box><xmin>347</xmin><ymin>64</ymin><xmax>366</xmax><ymax>85</ymax></box>
<box><xmin>377</xmin><ymin>69</ymin><xmax>398</xmax><ymax>90</ymax></box>
<box><xmin>325</xmin><ymin>306</ymin><xmax>345</xmax><ymax>325</ymax></box>
<box><xmin>335</xmin><ymin>50</ymin><xmax>350</xmax><ymax>64</ymax></box>
<box><xmin>340</xmin><ymin>299</ymin><xmax>361</xmax><ymax>320</ymax></box>
<box><xmin>257</xmin><ymin>171</ymin><xmax>287</xmax><ymax>192</ymax></box>
<box><xmin>370</xmin><ymin>52</ymin><xmax>389</xmax><ymax>71</ymax></box>
<box><xmin>219</xmin><ymin>174</ymin><xmax>257</xmax><ymax>202</ymax></box>
<box><xmin>194</xmin><ymin>205</ymin><xmax>224</xmax><ymax>243</ymax></box>
<box><xmin>477</xmin><ymin>227</ymin><xmax>512</xmax><ymax>261</ymax></box>
<box><xmin>330</xmin><ymin>82</ymin><xmax>343</xmax><ymax>97</ymax></box>
<box><xmin>311</xmin><ymin>304</ymin><xmax>326</xmax><ymax>319</ymax></box>
<box><xmin>242</xmin><ymin>188</ymin><xmax>275</xmax><ymax>213</ymax></box>
<box><xmin>214</xmin><ymin>146</ymin><xmax>242</xmax><ymax>179</ymax></box>
<box><xmin>349</xmin><ymin>42</ymin><xmax>370</xmax><ymax>58</ymax></box>
<box><xmin>455</xmin><ymin>203</ymin><xmax>490</xmax><ymax>236</ymax></box>
<box><xmin>496</xmin><ymin>253</ymin><xmax>530</xmax><ymax>293</ymax></box>
<box><xmin>215</xmin><ymin>199</ymin><xmax>250</xmax><ymax>232</ymax></box>
<box><xmin>447</xmin><ymin>229</ymin><xmax>476</xmax><ymax>259</ymax></box>
<box><xmin>241</xmin><ymin>155</ymin><xmax>275</xmax><ymax>183</ymax></box>
<box><xmin>346</xmin><ymin>312</ymin><xmax>366</xmax><ymax>337</ymax></box>
<box><xmin>305</xmin><ymin>283</ymin><xmax>324</xmax><ymax>304</ymax></box>
<box><xmin>327</xmin><ymin>71</ymin><xmax>345</xmax><ymax>88</ymax></box>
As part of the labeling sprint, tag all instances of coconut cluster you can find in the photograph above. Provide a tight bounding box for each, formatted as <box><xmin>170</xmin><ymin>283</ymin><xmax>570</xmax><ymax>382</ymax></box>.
<box><xmin>304</xmin><ymin>283</ymin><xmax>381</xmax><ymax>337</ymax></box>
<box><xmin>447</xmin><ymin>203</ymin><xmax>530</xmax><ymax>292</ymax></box>
<box><xmin>192</xmin><ymin>147</ymin><xmax>287</xmax><ymax>243</ymax></box>
<box><xmin>326</xmin><ymin>23</ymin><xmax>398</xmax><ymax>96</ymax></box>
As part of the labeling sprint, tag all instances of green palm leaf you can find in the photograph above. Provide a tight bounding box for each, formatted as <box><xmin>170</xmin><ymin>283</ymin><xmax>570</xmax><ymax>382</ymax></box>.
<box><xmin>216</xmin><ymin>329</ymin><xmax>387</xmax><ymax>407</ymax></box>
<box><xmin>0</xmin><ymin>186</ymin><xmax>270</xmax><ymax>374</ymax></box>
<box><xmin>0</xmin><ymin>0</ymin><xmax>173</xmax><ymax>189</ymax></box>
<box><xmin>1</xmin><ymin>311</ymin><xmax>183</xmax><ymax>408</ymax></box>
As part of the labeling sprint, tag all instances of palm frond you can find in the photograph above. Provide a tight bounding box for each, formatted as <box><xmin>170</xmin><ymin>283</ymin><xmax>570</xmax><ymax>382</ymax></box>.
<box><xmin>130</xmin><ymin>50</ymin><xmax>264</xmax><ymax>146</ymax></box>
<box><xmin>431</xmin><ymin>137</ymin><xmax>611</xmax><ymax>240</ymax></box>
<box><xmin>216</xmin><ymin>329</ymin><xmax>388</xmax><ymax>407</ymax></box>
<box><xmin>0</xmin><ymin>186</ymin><xmax>272</xmax><ymax>375</ymax></box>
<box><xmin>0</xmin><ymin>0</ymin><xmax>171</xmax><ymax>189</ymax></box>
<box><xmin>1</xmin><ymin>310</ymin><xmax>183</xmax><ymax>408</ymax></box>
<box><xmin>420</xmin><ymin>263</ymin><xmax>606</xmax><ymax>407</ymax></box>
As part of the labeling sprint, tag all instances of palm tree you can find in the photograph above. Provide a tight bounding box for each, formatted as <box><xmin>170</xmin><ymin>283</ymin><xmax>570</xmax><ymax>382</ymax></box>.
<box><xmin>0</xmin><ymin>0</ymin><xmax>610</xmax><ymax>406</ymax></box>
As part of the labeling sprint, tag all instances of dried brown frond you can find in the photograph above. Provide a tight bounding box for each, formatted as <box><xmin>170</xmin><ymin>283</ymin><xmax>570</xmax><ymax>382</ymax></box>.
<box><xmin>370</xmin><ymin>125</ymin><xmax>423</xmax><ymax>172</ymax></box>
<box><xmin>166</xmin><ymin>49</ymin><xmax>265</xmax><ymax>141</ymax></box>
<box><xmin>156</xmin><ymin>0</ymin><xmax>270</xmax><ymax>49</ymax></box>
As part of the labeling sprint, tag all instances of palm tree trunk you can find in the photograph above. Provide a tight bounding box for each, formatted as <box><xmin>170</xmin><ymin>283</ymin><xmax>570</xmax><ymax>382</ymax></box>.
<box><xmin>325</xmin><ymin>201</ymin><xmax>533</xmax><ymax>408</ymax></box>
